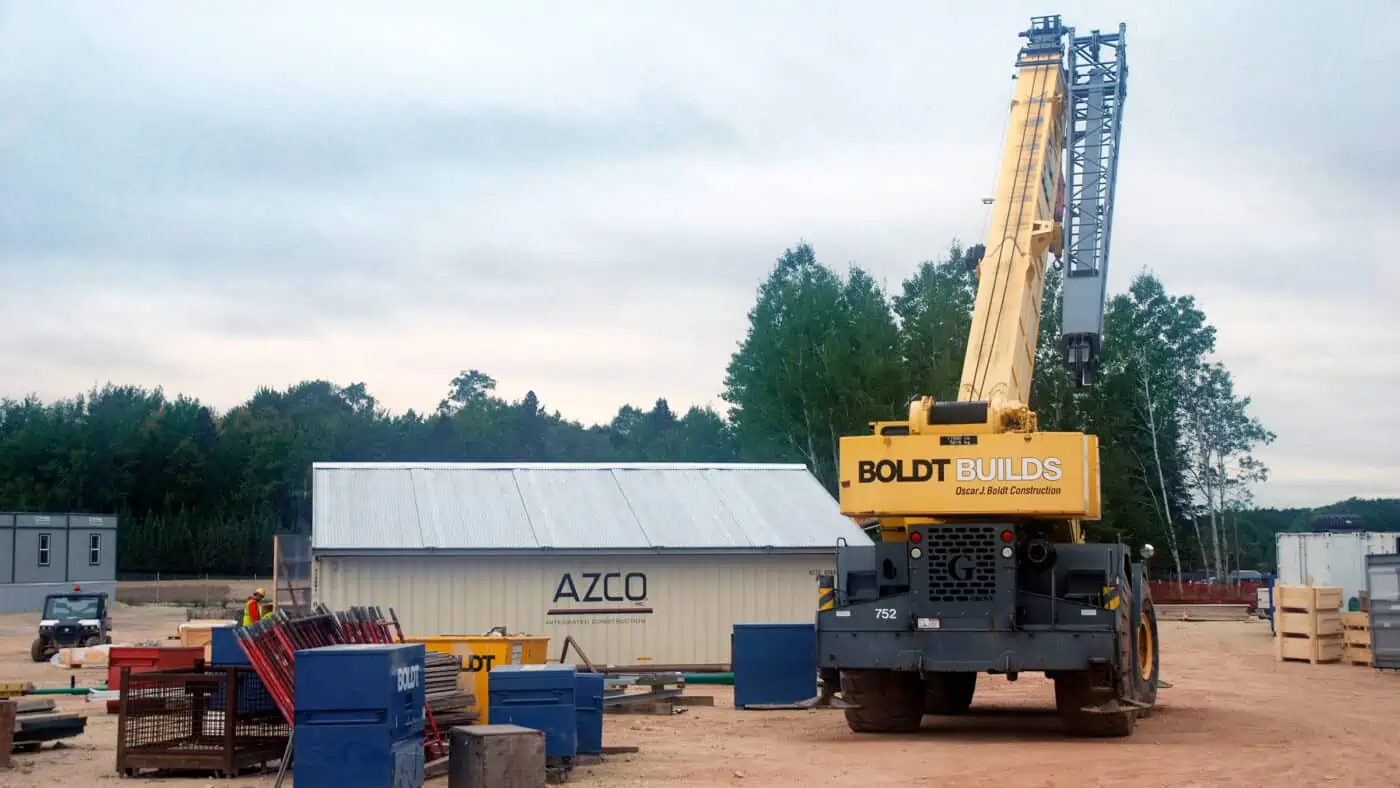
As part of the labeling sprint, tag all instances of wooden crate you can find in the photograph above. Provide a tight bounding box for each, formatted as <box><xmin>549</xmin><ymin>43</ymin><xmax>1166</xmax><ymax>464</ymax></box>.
<box><xmin>1274</xmin><ymin>609</ymin><xmax>1342</xmax><ymax>637</ymax></box>
<box><xmin>1341</xmin><ymin>613</ymin><xmax>1372</xmax><ymax>664</ymax></box>
<box><xmin>1276</xmin><ymin>632</ymin><xmax>1343</xmax><ymax>664</ymax></box>
<box><xmin>1346</xmin><ymin>644</ymin><xmax>1373</xmax><ymax>666</ymax></box>
<box><xmin>1341</xmin><ymin>611</ymin><xmax>1369</xmax><ymax>629</ymax></box>
<box><xmin>1345</xmin><ymin>627</ymin><xmax>1371</xmax><ymax>647</ymax></box>
<box><xmin>1273</xmin><ymin>586</ymin><xmax>1346</xmax><ymax>664</ymax></box>
<box><xmin>1275</xmin><ymin>584</ymin><xmax>1343</xmax><ymax>613</ymax></box>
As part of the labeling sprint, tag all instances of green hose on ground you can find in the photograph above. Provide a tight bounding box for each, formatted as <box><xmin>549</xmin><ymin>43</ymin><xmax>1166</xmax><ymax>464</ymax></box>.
<box><xmin>29</xmin><ymin>687</ymin><xmax>98</xmax><ymax>695</ymax></box>
<box><xmin>682</xmin><ymin>672</ymin><xmax>733</xmax><ymax>685</ymax></box>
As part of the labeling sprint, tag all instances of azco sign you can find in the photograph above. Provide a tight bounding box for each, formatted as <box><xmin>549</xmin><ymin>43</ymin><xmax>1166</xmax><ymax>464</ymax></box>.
<box><xmin>547</xmin><ymin>571</ymin><xmax>654</xmax><ymax>616</ymax></box>
<box><xmin>552</xmin><ymin>572</ymin><xmax>647</xmax><ymax>603</ymax></box>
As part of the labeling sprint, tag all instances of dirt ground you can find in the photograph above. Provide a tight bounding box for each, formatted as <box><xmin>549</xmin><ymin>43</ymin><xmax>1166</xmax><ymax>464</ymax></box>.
<box><xmin>0</xmin><ymin>602</ymin><xmax>1395</xmax><ymax>787</ymax></box>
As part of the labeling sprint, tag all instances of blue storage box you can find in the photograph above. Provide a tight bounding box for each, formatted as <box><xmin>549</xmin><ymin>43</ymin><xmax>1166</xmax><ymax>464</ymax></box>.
<box><xmin>294</xmin><ymin>643</ymin><xmax>426</xmax><ymax>739</ymax></box>
<box><xmin>295</xmin><ymin>724</ymin><xmax>424</xmax><ymax>788</ymax></box>
<box><xmin>488</xmin><ymin>664</ymin><xmax>578</xmax><ymax>761</ymax></box>
<box><xmin>210</xmin><ymin>626</ymin><xmax>249</xmax><ymax>666</ymax></box>
<box><xmin>732</xmin><ymin>623</ymin><xmax>817</xmax><ymax>709</ymax></box>
<box><xmin>574</xmin><ymin>671</ymin><xmax>605</xmax><ymax>755</ymax></box>
<box><xmin>294</xmin><ymin>643</ymin><xmax>427</xmax><ymax>788</ymax></box>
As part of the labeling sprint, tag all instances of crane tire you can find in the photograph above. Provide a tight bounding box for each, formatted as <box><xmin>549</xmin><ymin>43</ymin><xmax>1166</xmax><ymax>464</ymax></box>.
<box><xmin>1053</xmin><ymin>670</ymin><xmax>1138</xmax><ymax>738</ymax></box>
<box><xmin>1134</xmin><ymin>595</ymin><xmax>1161</xmax><ymax>714</ymax></box>
<box><xmin>923</xmin><ymin>671</ymin><xmax>977</xmax><ymax>715</ymax></box>
<box><xmin>840</xmin><ymin>669</ymin><xmax>924</xmax><ymax>733</ymax></box>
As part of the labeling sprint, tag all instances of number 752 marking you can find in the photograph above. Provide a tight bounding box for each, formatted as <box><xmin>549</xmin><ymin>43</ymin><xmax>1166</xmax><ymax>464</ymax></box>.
<box><xmin>874</xmin><ymin>608</ymin><xmax>897</xmax><ymax>619</ymax></box>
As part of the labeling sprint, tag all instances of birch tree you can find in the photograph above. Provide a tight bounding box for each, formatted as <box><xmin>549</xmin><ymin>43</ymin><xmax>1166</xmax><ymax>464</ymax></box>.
<box><xmin>1093</xmin><ymin>272</ymin><xmax>1216</xmax><ymax>578</ymax></box>
<box><xmin>721</xmin><ymin>242</ymin><xmax>906</xmax><ymax>491</ymax></box>
<box><xmin>1180</xmin><ymin>362</ymin><xmax>1275</xmax><ymax>579</ymax></box>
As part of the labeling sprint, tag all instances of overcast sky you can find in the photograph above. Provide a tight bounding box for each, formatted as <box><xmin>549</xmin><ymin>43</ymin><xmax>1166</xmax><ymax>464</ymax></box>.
<box><xmin>2</xmin><ymin>1</ymin><xmax>1397</xmax><ymax>509</ymax></box>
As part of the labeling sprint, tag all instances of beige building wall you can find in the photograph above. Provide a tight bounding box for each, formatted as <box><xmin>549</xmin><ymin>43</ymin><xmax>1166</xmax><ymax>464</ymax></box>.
<box><xmin>313</xmin><ymin>552</ymin><xmax>832</xmax><ymax>666</ymax></box>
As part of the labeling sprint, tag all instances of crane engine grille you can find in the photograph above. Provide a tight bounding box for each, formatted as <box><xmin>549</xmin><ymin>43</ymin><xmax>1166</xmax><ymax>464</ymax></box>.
<box><xmin>926</xmin><ymin>525</ymin><xmax>998</xmax><ymax>603</ymax></box>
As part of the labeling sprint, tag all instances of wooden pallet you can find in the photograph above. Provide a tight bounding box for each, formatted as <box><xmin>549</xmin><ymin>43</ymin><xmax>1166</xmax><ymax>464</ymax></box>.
<box><xmin>1274</xmin><ymin>584</ymin><xmax>1344</xmax><ymax>664</ymax></box>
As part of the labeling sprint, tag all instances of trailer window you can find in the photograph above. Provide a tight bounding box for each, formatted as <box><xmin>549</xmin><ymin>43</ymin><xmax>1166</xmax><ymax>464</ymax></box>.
<box><xmin>89</xmin><ymin>533</ymin><xmax>102</xmax><ymax>566</ymax></box>
<box><xmin>38</xmin><ymin>533</ymin><xmax>51</xmax><ymax>567</ymax></box>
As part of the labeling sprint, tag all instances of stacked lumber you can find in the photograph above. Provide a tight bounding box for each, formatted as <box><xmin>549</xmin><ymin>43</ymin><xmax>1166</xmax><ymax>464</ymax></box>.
<box><xmin>1342</xmin><ymin>611</ymin><xmax>1372</xmax><ymax>666</ymax></box>
<box><xmin>1274</xmin><ymin>584</ymin><xmax>1343</xmax><ymax>664</ymax></box>
<box><xmin>425</xmin><ymin>650</ymin><xmax>478</xmax><ymax>729</ymax></box>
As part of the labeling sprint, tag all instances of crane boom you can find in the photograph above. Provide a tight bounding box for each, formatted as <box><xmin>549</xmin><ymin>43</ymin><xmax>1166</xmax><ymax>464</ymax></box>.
<box><xmin>959</xmin><ymin>16</ymin><xmax>1069</xmax><ymax>410</ymax></box>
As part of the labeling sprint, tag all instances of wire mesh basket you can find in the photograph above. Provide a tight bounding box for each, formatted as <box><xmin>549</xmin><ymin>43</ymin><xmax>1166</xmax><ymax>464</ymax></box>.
<box><xmin>115</xmin><ymin>664</ymin><xmax>288</xmax><ymax>779</ymax></box>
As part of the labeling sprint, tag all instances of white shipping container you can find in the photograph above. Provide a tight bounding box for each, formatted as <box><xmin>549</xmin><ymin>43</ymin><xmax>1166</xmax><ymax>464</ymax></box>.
<box><xmin>314</xmin><ymin>552</ymin><xmax>830</xmax><ymax>666</ymax></box>
<box><xmin>1275</xmin><ymin>531</ymin><xmax>1400</xmax><ymax>606</ymax></box>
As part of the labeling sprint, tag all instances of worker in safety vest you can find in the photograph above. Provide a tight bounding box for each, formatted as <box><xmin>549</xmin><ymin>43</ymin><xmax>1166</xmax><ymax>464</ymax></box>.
<box><xmin>242</xmin><ymin>588</ymin><xmax>266</xmax><ymax>627</ymax></box>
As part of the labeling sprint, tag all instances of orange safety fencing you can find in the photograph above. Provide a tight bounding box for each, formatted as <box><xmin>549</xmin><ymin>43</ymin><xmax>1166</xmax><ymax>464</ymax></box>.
<box><xmin>1147</xmin><ymin>581</ymin><xmax>1262</xmax><ymax>611</ymax></box>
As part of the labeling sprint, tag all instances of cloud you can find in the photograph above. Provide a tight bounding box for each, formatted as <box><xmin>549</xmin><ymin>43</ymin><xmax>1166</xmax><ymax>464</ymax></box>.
<box><xmin>1</xmin><ymin>1</ymin><xmax>1397</xmax><ymax>509</ymax></box>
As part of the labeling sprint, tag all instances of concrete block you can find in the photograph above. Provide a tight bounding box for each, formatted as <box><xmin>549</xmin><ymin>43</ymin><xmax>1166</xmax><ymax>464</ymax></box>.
<box><xmin>449</xmin><ymin>724</ymin><xmax>546</xmax><ymax>788</ymax></box>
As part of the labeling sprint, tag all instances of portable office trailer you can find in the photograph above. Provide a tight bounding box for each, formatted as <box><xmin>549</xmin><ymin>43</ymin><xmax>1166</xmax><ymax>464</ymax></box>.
<box><xmin>309</xmin><ymin>462</ymin><xmax>872</xmax><ymax>667</ymax></box>
<box><xmin>1275</xmin><ymin>531</ymin><xmax>1400</xmax><ymax>609</ymax></box>
<box><xmin>0</xmin><ymin>513</ymin><xmax>119</xmax><ymax>613</ymax></box>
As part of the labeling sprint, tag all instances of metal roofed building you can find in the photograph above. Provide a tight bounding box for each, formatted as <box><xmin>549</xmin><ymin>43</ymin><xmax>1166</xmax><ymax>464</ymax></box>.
<box><xmin>311</xmin><ymin>461</ymin><xmax>872</xmax><ymax>667</ymax></box>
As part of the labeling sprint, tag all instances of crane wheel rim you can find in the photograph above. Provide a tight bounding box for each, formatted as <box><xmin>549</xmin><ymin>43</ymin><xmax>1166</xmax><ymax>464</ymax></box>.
<box><xmin>1137</xmin><ymin>617</ymin><xmax>1155</xmax><ymax>682</ymax></box>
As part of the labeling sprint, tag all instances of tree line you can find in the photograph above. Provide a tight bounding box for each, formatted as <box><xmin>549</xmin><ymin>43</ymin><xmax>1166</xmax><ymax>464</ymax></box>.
<box><xmin>0</xmin><ymin>239</ymin><xmax>1378</xmax><ymax>577</ymax></box>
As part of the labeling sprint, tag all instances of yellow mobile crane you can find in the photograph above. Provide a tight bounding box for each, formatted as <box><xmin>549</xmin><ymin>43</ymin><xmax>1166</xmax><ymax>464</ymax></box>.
<box><xmin>807</xmin><ymin>15</ymin><xmax>1160</xmax><ymax>738</ymax></box>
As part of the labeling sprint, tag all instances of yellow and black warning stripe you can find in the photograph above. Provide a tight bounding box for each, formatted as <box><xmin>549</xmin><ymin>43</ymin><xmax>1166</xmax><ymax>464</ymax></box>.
<box><xmin>1102</xmin><ymin>584</ymin><xmax>1123</xmax><ymax>611</ymax></box>
<box><xmin>819</xmin><ymin>586</ymin><xmax>836</xmax><ymax>611</ymax></box>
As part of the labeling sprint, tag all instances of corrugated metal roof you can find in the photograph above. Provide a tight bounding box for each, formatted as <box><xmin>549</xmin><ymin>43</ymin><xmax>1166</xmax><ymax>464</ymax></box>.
<box><xmin>311</xmin><ymin>462</ymin><xmax>873</xmax><ymax>553</ymax></box>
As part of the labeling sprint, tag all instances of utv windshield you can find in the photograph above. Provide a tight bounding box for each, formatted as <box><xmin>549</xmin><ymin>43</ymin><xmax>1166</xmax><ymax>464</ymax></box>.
<box><xmin>43</xmin><ymin>596</ymin><xmax>101</xmax><ymax>620</ymax></box>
